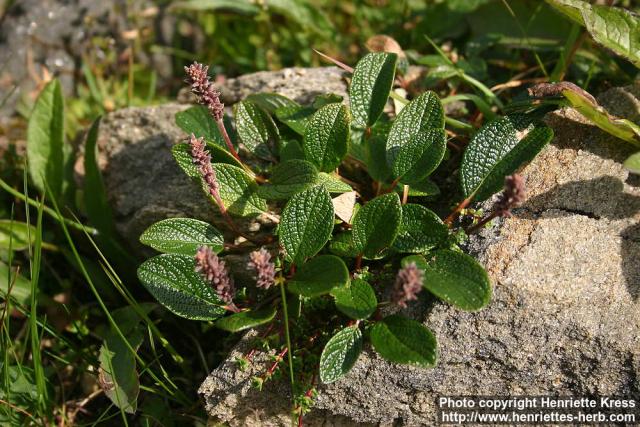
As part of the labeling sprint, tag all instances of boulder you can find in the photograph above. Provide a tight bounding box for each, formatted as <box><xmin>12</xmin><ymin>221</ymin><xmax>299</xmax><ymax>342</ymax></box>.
<box><xmin>197</xmin><ymin>85</ymin><xmax>640</xmax><ymax>425</ymax></box>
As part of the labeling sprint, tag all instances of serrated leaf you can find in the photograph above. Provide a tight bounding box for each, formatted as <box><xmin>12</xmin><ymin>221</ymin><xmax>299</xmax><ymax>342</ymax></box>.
<box><xmin>460</xmin><ymin>114</ymin><xmax>553</xmax><ymax>201</ymax></box>
<box><xmin>214</xmin><ymin>306</ymin><xmax>277</xmax><ymax>332</ymax></box>
<box><xmin>303</xmin><ymin>103</ymin><xmax>350</xmax><ymax>172</ymax></box>
<box><xmin>546</xmin><ymin>0</ymin><xmax>640</xmax><ymax>68</ymax></box>
<box><xmin>370</xmin><ymin>315</ymin><xmax>437</xmax><ymax>368</ymax></box>
<box><xmin>257</xmin><ymin>159</ymin><xmax>318</xmax><ymax>200</ymax></box>
<box><xmin>319</xmin><ymin>326</ymin><xmax>363</xmax><ymax>383</ymax></box>
<box><xmin>172</xmin><ymin>142</ymin><xmax>241</xmax><ymax>179</ymax></box>
<box><xmin>331</xmin><ymin>278</ymin><xmax>377</xmax><ymax>320</ymax></box>
<box><xmin>137</xmin><ymin>254</ymin><xmax>226</xmax><ymax>320</ymax></box>
<box><xmin>385</xmin><ymin>92</ymin><xmax>444</xmax><ymax>178</ymax></box>
<box><xmin>234</xmin><ymin>100</ymin><xmax>279</xmax><ymax>159</ymax></box>
<box><xmin>350</xmin><ymin>52</ymin><xmax>398</xmax><ymax>127</ymax></box>
<box><xmin>245</xmin><ymin>93</ymin><xmax>300</xmax><ymax>114</ymax></box>
<box><xmin>84</xmin><ymin>117</ymin><xmax>115</xmax><ymax>234</ymax></box>
<box><xmin>393</xmin><ymin>204</ymin><xmax>448</xmax><ymax>253</ymax></box>
<box><xmin>624</xmin><ymin>152</ymin><xmax>640</xmax><ymax>174</ymax></box>
<box><xmin>27</xmin><ymin>79</ymin><xmax>66</xmax><ymax>198</ymax></box>
<box><xmin>175</xmin><ymin>106</ymin><xmax>224</xmax><ymax>147</ymax></box>
<box><xmin>288</xmin><ymin>255</ymin><xmax>349</xmax><ymax>297</ymax></box>
<box><xmin>404</xmin><ymin>250</ymin><xmax>491</xmax><ymax>311</ymax></box>
<box><xmin>316</xmin><ymin>172</ymin><xmax>353</xmax><ymax>193</ymax></box>
<box><xmin>0</xmin><ymin>220</ymin><xmax>36</xmax><ymax>251</ymax></box>
<box><xmin>140</xmin><ymin>218</ymin><xmax>223</xmax><ymax>255</ymax></box>
<box><xmin>215</xmin><ymin>163</ymin><xmax>267</xmax><ymax>217</ymax></box>
<box><xmin>391</xmin><ymin>129</ymin><xmax>447</xmax><ymax>184</ymax></box>
<box><xmin>279</xmin><ymin>186</ymin><xmax>334</xmax><ymax>264</ymax></box>
<box><xmin>275</xmin><ymin>105</ymin><xmax>315</xmax><ymax>135</ymax></box>
<box><xmin>352</xmin><ymin>193</ymin><xmax>402</xmax><ymax>258</ymax></box>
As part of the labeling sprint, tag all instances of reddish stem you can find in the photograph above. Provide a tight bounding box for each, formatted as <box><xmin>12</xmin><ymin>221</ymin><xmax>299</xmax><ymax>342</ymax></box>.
<box><xmin>215</xmin><ymin>118</ymin><xmax>241</xmax><ymax>162</ymax></box>
<box><xmin>444</xmin><ymin>195</ymin><xmax>473</xmax><ymax>227</ymax></box>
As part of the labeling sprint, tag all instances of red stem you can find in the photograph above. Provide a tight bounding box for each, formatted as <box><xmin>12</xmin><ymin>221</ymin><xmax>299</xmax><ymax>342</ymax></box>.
<box><xmin>215</xmin><ymin>118</ymin><xmax>242</xmax><ymax>162</ymax></box>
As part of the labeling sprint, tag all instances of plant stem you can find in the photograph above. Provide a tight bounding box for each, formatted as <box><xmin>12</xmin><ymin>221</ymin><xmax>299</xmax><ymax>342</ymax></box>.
<box><xmin>279</xmin><ymin>282</ymin><xmax>295</xmax><ymax>391</ymax></box>
<box><xmin>465</xmin><ymin>211</ymin><xmax>501</xmax><ymax>235</ymax></box>
<box><xmin>215</xmin><ymin>118</ymin><xmax>242</xmax><ymax>162</ymax></box>
<box><xmin>444</xmin><ymin>195</ymin><xmax>473</xmax><ymax>226</ymax></box>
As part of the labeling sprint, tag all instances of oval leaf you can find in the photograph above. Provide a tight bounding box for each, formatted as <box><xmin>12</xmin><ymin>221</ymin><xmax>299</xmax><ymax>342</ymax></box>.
<box><xmin>245</xmin><ymin>93</ymin><xmax>299</xmax><ymax>114</ymax></box>
<box><xmin>140</xmin><ymin>218</ymin><xmax>223</xmax><ymax>255</ymax></box>
<box><xmin>352</xmin><ymin>193</ymin><xmax>402</xmax><ymax>258</ymax></box>
<box><xmin>172</xmin><ymin>142</ymin><xmax>242</xmax><ymax>178</ymax></box>
<box><xmin>319</xmin><ymin>326</ymin><xmax>363</xmax><ymax>384</ymax></box>
<box><xmin>214</xmin><ymin>306</ymin><xmax>277</xmax><ymax>332</ymax></box>
<box><xmin>350</xmin><ymin>52</ymin><xmax>398</xmax><ymax>127</ymax></box>
<box><xmin>257</xmin><ymin>159</ymin><xmax>318</xmax><ymax>200</ymax></box>
<box><xmin>175</xmin><ymin>106</ymin><xmax>226</xmax><ymax>147</ymax></box>
<box><xmin>391</xmin><ymin>129</ymin><xmax>446</xmax><ymax>184</ymax></box>
<box><xmin>214</xmin><ymin>163</ymin><xmax>267</xmax><ymax>217</ymax></box>
<box><xmin>137</xmin><ymin>254</ymin><xmax>226</xmax><ymax>320</ymax></box>
<box><xmin>279</xmin><ymin>186</ymin><xmax>334</xmax><ymax>264</ymax></box>
<box><xmin>392</xmin><ymin>204</ymin><xmax>448</xmax><ymax>253</ymax></box>
<box><xmin>460</xmin><ymin>114</ymin><xmax>553</xmax><ymax>201</ymax></box>
<box><xmin>404</xmin><ymin>250</ymin><xmax>491</xmax><ymax>311</ymax></box>
<box><xmin>275</xmin><ymin>105</ymin><xmax>315</xmax><ymax>135</ymax></box>
<box><xmin>233</xmin><ymin>100</ymin><xmax>279</xmax><ymax>160</ymax></box>
<box><xmin>303</xmin><ymin>103</ymin><xmax>350</xmax><ymax>172</ymax></box>
<box><xmin>316</xmin><ymin>172</ymin><xmax>353</xmax><ymax>193</ymax></box>
<box><xmin>370</xmin><ymin>315</ymin><xmax>437</xmax><ymax>368</ymax></box>
<box><xmin>0</xmin><ymin>220</ymin><xmax>36</xmax><ymax>251</ymax></box>
<box><xmin>330</xmin><ymin>278</ymin><xmax>377</xmax><ymax>320</ymax></box>
<box><xmin>288</xmin><ymin>255</ymin><xmax>349</xmax><ymax>297</ymax></box>
<box><xmin>624</xmin><ymin>152</ymin><xmax>640</xmax><ymax>174</ymax></box>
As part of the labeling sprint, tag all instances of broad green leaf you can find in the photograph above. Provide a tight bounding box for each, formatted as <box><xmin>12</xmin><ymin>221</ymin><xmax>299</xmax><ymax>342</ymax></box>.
<box><xmin>175</xmin><ymin>106</ymin><xmax>225</xmax><ymax>147</ymax></box>
<box><xmin>279</xmin><ymin>186</ymin><xmax>334</xmax><ymax>264</ymax></box>
<box><xmin>257</xmin><ymin>159</ymin><xmax>318</xmax><ymax>200</ymax></box>
<box><xmin>351</xmin><ymin>193</ymin><xmax>402</xmax><ymax>258</ymax></box>
<box><xmin>140</xmin><ymin>218</ymin><xmax>223</xmax><ymax>255</ymax></box>
<box><xmin>0</xmin><ymin>366</ymin><xmax>40</xmax><ymax>424</ymax></box>
<box><xmin>624</xmin><ymin>152</ymin><xmax>640</xmax><ymax>174</ymax></box>
<box><xmin>234</xmin><ymin>100</ymin><xmax>280</xmax><ymax>159</ymax></box>
<box><xmin>172</xmin><ymin>142</ymin><xmax>241</xmax><ymax>178</ymax></box>
<box><xmin>279</xmin><ymin>139</ymin><xmax>306</xmax><ymax>162</ymax></box>
<box><xmin>385</xmin><ymin>92</ymin><xmax>445</xmax><ymax>183</ymax></box>
<box><xmin>303</xmin><ymin>103</ymin><xmax>350</xmax><ymax>172</ymax></box>
<box><xmin>393</xmin><ymin>204</ymin><xmax>448</xmax><ymax>253</ymax></box>
<box><xmin>313</xmin><ymin>93</ymin><xmax>344</xmax><ymax>109</ymax></box>
<box><xmin>170</xmin><ymin>0</ymin><xmax>259</xmax><ymax>14</ymax></box>
<box><xmin>319</xmin><ymin>326</ymin><xmax>363</xmax><ymax>384</ymax></box>
<box><xmin>215</xmin><ymin>163</ymin><xmax>267</xmax><ymax>217</ymax></box>
<box><xmin>329</xmin><ymin>231</ymin><xmax>357</xmax><ymax>258</ymax></box>
<box><xmin>330</xmin><ymin>278</ymin><xmax>377</xmax><ymax>320</ymax></box>
<box><xmin>288</xmin><ymin>255</ymin><xmax>349</xmax><ymax>297</ymax></box>
<box><xmin>546</xmin><ymin>0</ymin><xmax>640</xmax><ymax>68</ymax></box>
<box><xmin>0</xmin><ymin>220</ymin><xmax>36</xmax><ymax>251</ymax></box>
<box><xmin>370</xmin><ymin>315</ymin><xmax>437</xmax><ymax>368</ymax></box>
<box><xmin>350</xmin><ymin>52</ymin><xmax>398</xmax><ymax>127</ymax></box>
<box><xmin>84</xmin><ymin>117</ymin><xmax>115</xmax><ymax>234</ymax></box>
<box><xmin>27</xmin><ymin>79</ymin><xmax>66</xmax><ymax>198</ymax></box>
<box><xmin>214</xmin><ymin>306</ymin><xmax>277</xmax><ymax>332</ymax></box>
<box><xmin>266</xmin><ymin>0</ymin><xmax>333</xmax><ymax>35</ymax></box>
<box><xmin>275</xmin><ymin>105</ymin><xmax>315</xmax><ymax>135</ymax></box>
<box><xmin>137</xmin><ymin>254</ymin><xmax>226</xmax><ymax>320</ymax></box>
<box><xmin>245</xmin><ymin>93</ymin><xmax>300</xmax><ymax>114</ymax></box>
<box><xmin>395</xmin><ymin>179</ymin><xmax>440</xmax><ymax>198</ymax></box>
<box><xmin>316</xmin><ymin>172</ymin><xmax>353</xmax><ymax>193</ymax></box>
<box><xmin>365</xmin><ymin>135</ymin><xmax>393</xmax><ymax>183</ymax></box>
<box><xmin>0</xmin><ymin>261</ymin><xmax>31</xmax><ymax>305</ymax></box>
<box><xmin>404</xmin><ymin>250</ymin><xmax>491</xmax><ymax>311</ymax></box>
<box><xmin>461</xmin><ymin>114</ymin><xmax>553</xmax><ymax>201</ymax></box>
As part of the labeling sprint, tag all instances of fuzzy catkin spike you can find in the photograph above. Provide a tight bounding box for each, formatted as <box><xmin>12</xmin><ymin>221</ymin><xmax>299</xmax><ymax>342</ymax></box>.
<box><xmin>194</xmin><ymin>246</ymin><xmax>235</xmax><ymax>304</ymax></box>
<box><xmin>392</xmin><ymin>262</ymin><xmax>424</xmax><ymax>308</ymax></box>
<box><xmin>495</xmin><ymin>174</ymin><xmax>526</xmax><ymax>216</ymax></box>
<box><xmin>249</xmin><ymin>248</ymin><xmax>276</xmax><ymax>290</ymax></box>
<box><xmin>188</xmin><ymin>133</ymin><xmax>222</xmax><ymax>201</ymax></box>
<box><xmin>184</xmin><ymin>62</ymin><xmax>225</xmax><ymax>121</ymax></box>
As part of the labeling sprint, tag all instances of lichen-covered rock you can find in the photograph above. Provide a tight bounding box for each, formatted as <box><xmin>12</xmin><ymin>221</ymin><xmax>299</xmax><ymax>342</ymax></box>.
<box><xmin>198</xmin><ymin>85</ymin><xmax>640</xmax><ymax>425</ymax></box>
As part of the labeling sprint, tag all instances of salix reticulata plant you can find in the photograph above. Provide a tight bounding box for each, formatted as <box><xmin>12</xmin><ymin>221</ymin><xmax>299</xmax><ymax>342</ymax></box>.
<box><xmin>136</xmin><ymin>53</ymin><xmax>553</xmax><ymax>409</ymax></box>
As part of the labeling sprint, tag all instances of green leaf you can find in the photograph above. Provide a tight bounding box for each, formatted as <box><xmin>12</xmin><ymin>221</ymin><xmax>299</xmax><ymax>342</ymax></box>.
<box><xmin>245</xmin><ymin>93</ymin><xmax>300</xmax><ymax>114</ymax></box>
<box><xmin>279</xmin><ymin>139</ymin><xmax>306</xmax><ymax>162</ymax></box>
<box><xmin>313</xmin><ymin>93</ymin><xmax>344</xmax><ymax>109</ymax></box>
<box><xmin>233</xmin><ymin>100</ymin><xmax>280</xmax><ymax>159</ymax></box>
<box><xmin>546</xmin><ymin>0</ymin><xmax>640</xmax><ymax>68</ymax></box>
<box><xmin>365</xmin><ymin>135</ymin><xmax>393</xmax><ymax>183</ymax></box>
<box><xmin>316</xmin><ymin>172</ymin><xmax>353</xmax><ymax>193</ymax></box>
<box><xmin>279</xmin><ymin>186</ymin><xmax>334</xmax><ymax>264</ymax></box>
<box><xmin>351</xmin><ymin>193</ymin><xmax>402</xmax><ymax>258</ymax></box>
<box><xmin>461</xmin><ymin>115</ymin><xmax>553</xmax><ymax>201</ymax></box>
<box><xmin>140</xmin><ymin>218</ymin><xmax>223</xmax><ymax>255</ymax></box>
<box><xmin>275</xmin><ymin>105</ymin><xmax>315</xmax><ymax>135</ymax></box>
<box><xmin>0</xmin><ymin>220</ymin><xmax>36</xmax><ymax>251</ymax></box>
<box><xmin>385</xmin><ymin>92</ymin><xmax>445</xmax><ymax>183</ymax></box>
<box><xmin>288</xmin><ymin>255</ymin><xmax>349</xmax><ymax>297</ymax></box>
<box><xmin>396</xmin><ymin>179</ymin><xmax>440</xmax><ymax>198</ymax></box>
<box><xmin>137</xmin><ymin>254</ymin><xmax>226</xmax><ymax>320</ymax></box>
<box><xmin>330</xmin><ymin>278</ymin><xmax>377</xmax><ymax>320</ymax></box>
<box><xmin>404</xmin><ymin>250</ymin><xmax>491</xmax><ymax>311</ymax></box>
<box><xmin>214</xmin><ymin>306</ymin><xmax>277</xmax><ymax>332</ymax></box>
<box><xmin>257</xmin><ymin>159</ymin><xmax>318</xmax><ymax>200</ymax></box>
<box><xmin>393</xmin><ymin>204</ymin><xmax>448</xmax><ymax>253</ymax></box>
<box><xmin>0</xmin><ymin>261</ymin><xmax>31</xmax><ymax>305</ymax></box>
<box><xmin>170</xmin><ymin>0</ymin><xmax>259</xmax><ymax>14</ymax></box>
<box><xmin>83</xmin><ymin>117</ymin><xmax>115</xmax><ymax>234</ymax></box>
<box><xmin>175</xmin><ymin>106</ymin><xmax>224</xmax><ymax>147</ymax></box>
<box><xmin>27</xmin><ymin>79</ymin><xmax>66</xmax><ymax>198</ymax></box>
<box><xmin>349</xmin><ymin>52</ymin><xmax>398</xmax><ymax>127</ymax></box>
<box><xmin>172</xmin><ymin>142</ymin><xmax>241</xmax><ymax>178</ymax></box>
<box><xmin>624</xmin><ymin>152</ymin><xmax>640</xmax><ymax>174</ymax></box>
<box><xmin>303</xmin><ymin>103</ymin><xmax>350</xmax><ymax>172</ymax></box>
<box><xmin>329</xmin><ymin>231</ymin><xmax>357</xmax><ymax>258</ymax></box>
<box><xmin>319</xmin><ymin>326</ymin><xmax>363</xmax><ymax>384</ymax></box>
<box><xmin>215</xmin><ymin>163</ymin><xmax>268</xmax><ymax>217</ymax></box>
<box><xmin>370</xmin><ymin>315</ymin><xmax>437</xmax><ymax>368</ymax></box>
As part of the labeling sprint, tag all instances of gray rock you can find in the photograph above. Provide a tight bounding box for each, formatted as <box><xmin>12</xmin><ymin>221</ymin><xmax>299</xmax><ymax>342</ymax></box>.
<box><xmin>199</xmin><ymin>85</ymin><xmax>640</xmax><ymax>425</ymax></box>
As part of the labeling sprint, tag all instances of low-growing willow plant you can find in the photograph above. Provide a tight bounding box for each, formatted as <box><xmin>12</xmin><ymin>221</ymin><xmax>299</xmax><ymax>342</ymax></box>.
<box><xmin>136</xmin><ymin>53</ymin><xmax>553</xmax><ymax>407</ymax></box>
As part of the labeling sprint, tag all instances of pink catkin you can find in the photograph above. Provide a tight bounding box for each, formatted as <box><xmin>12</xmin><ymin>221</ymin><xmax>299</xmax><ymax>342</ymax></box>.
<box><xmin>391</xmin><ymin>262</ymin><xmax>424</xmax><ymax>308</ymax></box>
<box><xmin>495</xmin><ymin>174</ymin><xmax>526</xmax><ymax>217</ymax></box>
<box><xmin>184</xmin><ymin>62</ymin><xmax>225</xmax><ymax>121</ymax></box>
<box><xmin>194</xmin><ymin>246</ymin><xmax>235</xmax><ymax>304</ymax></box>
<box><xmin>248</xmin><ymin>248</ymin><xmax>276</xmax><ymax>290</ymax></box>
